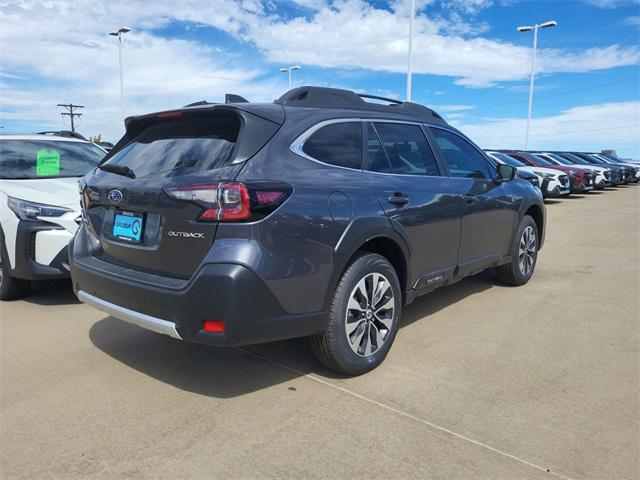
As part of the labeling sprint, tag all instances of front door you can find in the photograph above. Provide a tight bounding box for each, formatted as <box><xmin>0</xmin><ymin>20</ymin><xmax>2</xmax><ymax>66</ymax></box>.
<box><xmin>364</xmin><ymin>122</ymin><xmax>461</xmax><ymax>290</ymax></box>
<box><xmin>427</xmin><ymin>127</ymin><xmax>518</xmax><ymax>275</ymax></box>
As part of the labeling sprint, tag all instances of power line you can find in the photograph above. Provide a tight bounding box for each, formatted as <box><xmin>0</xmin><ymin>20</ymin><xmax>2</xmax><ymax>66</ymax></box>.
<box><xmin>466</xmin><ymin>76</ymin><xmax>640</xmax><ymax>113</ymax></box>
<box><xmin>57</xmin><ymin>103</ymin><xmax>84</xmax><ymax>133</ymax></box>
<box><xmin>471</xmin><ymin>124</ymin><xmax>637</xmax><ymax>141</ymax></box>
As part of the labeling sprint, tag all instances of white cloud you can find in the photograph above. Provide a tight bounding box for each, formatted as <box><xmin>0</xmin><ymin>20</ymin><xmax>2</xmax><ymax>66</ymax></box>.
<box><xmin>431</xmin><ymin>104</ymin><xmax>475</xmax><ymax>112</ymax></box>
<box><xmin>0</xmin><ymin>0</ymin><xmax>285</xmax><ymax>140</ymax></box>
<box><xmin>585</xmin><ymin>0</ymin><xmax>640</xmax><ymax>8</ymax></box>
<box><xmin>0</xmin><ymin>0</ymin><xmax>638</xmax><ymax>143</ymax></box>
<box><xmin>623</xmin><ymin>15</ymin><xmax>640</xmax><ymax>25</ymax></box>
<box><xmin>441</xmin><ymin>0</ymin><xmax>494</xmax><ymax>14</ymax></box>
<box><xmin>287</xmin><ymin>0</ymin><xmax>329</xmax><ymax>9</ymax></box>
<box><xmin>245</xmin><ymin>1</ymin><xmax>639</xmax><ymax>87</ymax></box>
<box><xmin>451</xmin><ymin>101</ymin><xmax>640</xmax><ymax>157</ymax></box>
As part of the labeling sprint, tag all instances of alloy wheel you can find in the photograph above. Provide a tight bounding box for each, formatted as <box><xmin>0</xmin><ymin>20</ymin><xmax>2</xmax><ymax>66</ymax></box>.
<box><xmin>518</xmin><ymin>225</ymin><xmax>536</xmax><ymax>277</ymax></box>
<box><xmin>345</xmin><ymin>272</ymin><xmax>395</xmax><ymax>357</ymax></box>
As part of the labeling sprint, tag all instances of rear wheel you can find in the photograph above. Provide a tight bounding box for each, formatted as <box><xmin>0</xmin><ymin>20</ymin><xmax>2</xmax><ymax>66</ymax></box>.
<box><xmin>0</xmin><ymin>236</ymin><xmax>30</xmax><ymax>300</ymax></box>
<box><xmin>311</xmin><ymin>253</ymin><xmax>401</xmax><ymax>375</ymax></box>
<box><xmin>496</xmin><ymin>215</ymin><xmax>538</xmax><ymax>286</ymax></box>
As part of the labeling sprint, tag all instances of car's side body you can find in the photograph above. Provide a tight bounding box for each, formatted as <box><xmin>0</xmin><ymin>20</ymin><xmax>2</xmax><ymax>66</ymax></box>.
<box><xmin>501</xmin><ymin>150</ymin><xmax>594</xmax><ymax>193</ymax></box>
<box><xmin>535</xmin><ymin>152</ymin><xmax>610</xmax><ymax>189</ymax></box>
<box><xmin>584</xmin><ymin>153</ymin><xmax>640</xmax><ymax>182</ymax></box>
<box><xmin>485</xmin><ymin>150</ymin><xmax>567</xmax><ymax>197</ymax></box>
<box><xmin>70</xmin><ymin>87</ymin><xmax>545</xmax><ymax>353</ymax></box>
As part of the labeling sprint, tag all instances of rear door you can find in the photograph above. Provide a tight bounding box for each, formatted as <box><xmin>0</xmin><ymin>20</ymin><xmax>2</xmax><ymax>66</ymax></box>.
<box><xmin>82</xmin><ymin>108</ymin><xmax>280</xmax><ymax>278</ymax></box>
<box><xmin>427</xmin><ymin>127</ymin><xmax>518</xmax><ymax>274</ymax></box>
<box><xmin>364</xmin><ymin>121</ymin><xmax>461</xmax><ymax>290</ymax></box>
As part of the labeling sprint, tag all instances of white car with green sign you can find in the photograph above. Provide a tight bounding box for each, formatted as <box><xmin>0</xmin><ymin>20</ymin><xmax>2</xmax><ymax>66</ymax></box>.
<box><xmin>0</xmin><ymin>134</ymin><xmax>106</xmax><ymax>299</ymax></box>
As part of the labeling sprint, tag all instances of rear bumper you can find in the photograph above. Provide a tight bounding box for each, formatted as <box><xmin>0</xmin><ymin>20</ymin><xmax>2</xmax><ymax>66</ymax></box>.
<box><xmin>70</xmin><ymin>229</ymin><xmax>326</xmax><ymax>347</ymax></box>
<box><xmin>78</xmin><ymin>291</ymin><xmax>182</xmax><ymax>339</ymax></box>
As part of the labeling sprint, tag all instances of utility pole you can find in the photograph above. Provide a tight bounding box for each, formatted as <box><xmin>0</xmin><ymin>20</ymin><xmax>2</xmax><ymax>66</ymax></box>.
<box><xmin>57</xmin><ymin>103</ymin><xmax>84</xmax><ymax>133</ymax></box>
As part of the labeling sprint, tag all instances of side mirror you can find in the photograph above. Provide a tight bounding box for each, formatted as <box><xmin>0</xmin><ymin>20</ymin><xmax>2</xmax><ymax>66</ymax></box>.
<box><xmin>497</xmin><ymin>164</ymin><xmax>517</xmax><ymax>182</ymax></box>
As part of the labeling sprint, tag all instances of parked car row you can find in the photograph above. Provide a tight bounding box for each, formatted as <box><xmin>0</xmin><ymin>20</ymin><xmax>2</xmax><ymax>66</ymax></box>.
<box><xmin>485</xmin><ymin>149</ymin><xmax>639</xmax><ymax>198</ymax></box>
<box><xmin>0</xmin><ymin>86</ymin><xmax>637</xmax><ymax>374</ymax></box>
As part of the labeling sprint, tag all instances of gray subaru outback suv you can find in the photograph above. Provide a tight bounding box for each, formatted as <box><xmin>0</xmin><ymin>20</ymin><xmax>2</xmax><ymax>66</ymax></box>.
<box><xmin>70</xmin><ymin>86</ymin><xmax>545</xmax><ymax>375</ymax></box>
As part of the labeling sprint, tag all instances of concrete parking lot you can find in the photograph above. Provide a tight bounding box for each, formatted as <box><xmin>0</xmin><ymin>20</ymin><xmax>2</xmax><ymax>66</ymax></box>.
<box><xmin>1</xmin><ymin>185</ymin><xmax>638</xmax><ymax>479</ymax></box>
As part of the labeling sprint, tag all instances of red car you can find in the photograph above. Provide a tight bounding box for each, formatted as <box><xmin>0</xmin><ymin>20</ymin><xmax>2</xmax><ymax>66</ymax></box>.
<box><xmin>498</xmin><ymin>150</ymin><xmax>594</xmax><ymax>193</ymax></box>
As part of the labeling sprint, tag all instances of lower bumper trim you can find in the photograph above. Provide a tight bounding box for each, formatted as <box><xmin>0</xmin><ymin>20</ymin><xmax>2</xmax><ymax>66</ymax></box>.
<box><xmin>78</xmin><ymin>290</ymin><xmax>182</xmax><ymax>340</ymax></box>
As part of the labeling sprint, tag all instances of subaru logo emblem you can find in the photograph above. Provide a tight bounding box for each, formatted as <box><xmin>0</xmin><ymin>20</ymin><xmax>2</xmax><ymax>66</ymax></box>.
<box><xmin>108</xmin><ymin>189</ymin><xmax>123</xmax><ymax>204</ymax></box>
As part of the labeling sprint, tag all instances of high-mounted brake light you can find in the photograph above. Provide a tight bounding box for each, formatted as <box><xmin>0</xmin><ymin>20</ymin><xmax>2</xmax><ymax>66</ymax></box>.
<box><xmin>164</xmin><ymin>181</ymin><xmax>291</xmax><ymax>223</ymax></box>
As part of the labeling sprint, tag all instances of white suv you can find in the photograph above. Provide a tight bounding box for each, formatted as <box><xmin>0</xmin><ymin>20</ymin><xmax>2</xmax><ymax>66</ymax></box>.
<box><xmin>485</xmin><ymin>151</ymin><xmax>570</xmax><ymax>198</ymax></box>
<box><xmin>0</xmin><ymin>134</ymin><xmax>106</xmax><ymax>299</ymax></box>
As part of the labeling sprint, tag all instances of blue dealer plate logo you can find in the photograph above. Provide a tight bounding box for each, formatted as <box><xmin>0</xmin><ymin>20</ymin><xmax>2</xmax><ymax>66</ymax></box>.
<box><xmin>113</xmin><ymin>212</ymin><xmax>143</xmax><ymax>243</ymax></box>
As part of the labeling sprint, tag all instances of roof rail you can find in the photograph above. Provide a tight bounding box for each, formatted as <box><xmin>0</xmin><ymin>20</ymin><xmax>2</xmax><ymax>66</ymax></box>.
<box><xmin>274</xmin><ymin>86</ymin><xmax>445</xmax><ymax>123</ymax></box>
<box><xmin>357</xmin><ymin>93</ymin><xmax>402</xmax><ymax>105</ymax></box>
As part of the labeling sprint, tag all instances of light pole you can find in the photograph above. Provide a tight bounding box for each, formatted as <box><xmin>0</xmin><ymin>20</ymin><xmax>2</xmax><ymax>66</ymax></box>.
<box><xmin>517</xmin><ymin>20</ymin><xmax>557</xmax><ymax>149</ymax></box>
<box><xmin>109</xmin><ymin>27</ymin><xmax>130</xmax><ymax>122</ymax></box>
<box><xmin>406</xmin><ymin>0</ymin><xmax>416</xmax><ymax>101</ymax></box>
<box><xmin>280</xmin><ymin>65</ymin><xmax>301</xmax><ymax>90</ymax></box>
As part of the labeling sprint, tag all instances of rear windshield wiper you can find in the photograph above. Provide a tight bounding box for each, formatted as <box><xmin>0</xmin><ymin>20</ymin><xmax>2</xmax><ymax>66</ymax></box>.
<box><xmin>98</xmin><ymin>163</ymin><xmax>136</xmax><ymax>179</ymax></box>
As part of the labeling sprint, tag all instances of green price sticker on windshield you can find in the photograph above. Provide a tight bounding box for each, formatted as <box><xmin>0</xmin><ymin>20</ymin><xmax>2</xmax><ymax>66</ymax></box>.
<box><xmin>36</xmin><ymin>149</ymin><xmax>60</xmax><ymax>176</ymax></box>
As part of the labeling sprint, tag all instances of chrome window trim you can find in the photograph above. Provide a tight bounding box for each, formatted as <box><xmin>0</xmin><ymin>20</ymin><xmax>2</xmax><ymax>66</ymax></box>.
<box><xmin>290</xmin><ymin>118</ymin><xmax>364</xmax><ymax>171</ymax></box>
<box><xmin>290</xmin><ymin>117</ymin><xmax>441</xmax><ymax>175</ymax></box>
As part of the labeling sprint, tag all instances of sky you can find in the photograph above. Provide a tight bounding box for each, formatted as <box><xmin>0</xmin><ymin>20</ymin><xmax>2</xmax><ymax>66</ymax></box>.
<box><xmin>1</xmin><ymin>0</ymin><xmax>639</xmax><ymax>157</ymax></box>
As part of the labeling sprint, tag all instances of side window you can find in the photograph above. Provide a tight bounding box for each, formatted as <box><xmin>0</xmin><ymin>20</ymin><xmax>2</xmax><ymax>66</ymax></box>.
<box><xmin>302</xmin><ymin>122</ymin><xmax>362</xmax><ymax>170</ymax></box>
<box><xmin>372</xmin><ymin>123</ymin><xmax>440</xmax><ymax>176</ymax></box>
<box><xmin>366</xmin><ymin>123</ymin><xmax>392</xmax><ymax>173</ymax></box>
<box><xmin>430</xmin><ymin>128</ymin><xmax>493</xmax><ymax>179</ymax></box>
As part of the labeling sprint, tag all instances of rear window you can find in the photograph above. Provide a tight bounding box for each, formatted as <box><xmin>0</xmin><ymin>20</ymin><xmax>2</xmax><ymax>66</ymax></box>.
<box><xmin>302</xmin><ymin>122</ymin><xmax>362</xmax><ymax>170</ymax></box>
<box><xmin>0</xmin><ymin>140</ymin><xmax>106</xmax><ymax>179</ymax></box>
<box><xmin>103</xmin><ymin>115</ymin><xmax>241</xmax><ymax>179</ymax></box>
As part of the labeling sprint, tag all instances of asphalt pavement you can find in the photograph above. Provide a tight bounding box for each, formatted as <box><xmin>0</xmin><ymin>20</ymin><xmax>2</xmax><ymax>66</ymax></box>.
<box><xmin>1</xmin><ymin>184</ymin><xmax>638</xmax><ymax>479</ymax></box>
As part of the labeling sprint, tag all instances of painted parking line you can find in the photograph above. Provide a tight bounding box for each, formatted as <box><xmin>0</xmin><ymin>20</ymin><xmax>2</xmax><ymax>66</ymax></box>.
<box><xmin>237</xmin><ymin>347</ymin><xmax>575</xmax><ymax>480</ymax></box>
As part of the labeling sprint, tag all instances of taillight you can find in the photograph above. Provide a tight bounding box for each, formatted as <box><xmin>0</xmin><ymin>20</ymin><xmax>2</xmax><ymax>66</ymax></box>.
<box><xmin>219</xmin><ymin>182</ymin><xmax>250</xmax><ymax>220</ymax></box>
<box><xmin>164</xmin><ymin>181</ymin><xmax>291</xmax><ymax>223</ymax></box>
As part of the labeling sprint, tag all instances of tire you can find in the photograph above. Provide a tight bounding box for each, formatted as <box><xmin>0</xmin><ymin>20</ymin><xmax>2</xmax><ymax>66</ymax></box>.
<box><xmin>0</xmin><ymin>235</ymin><xmax>30</xmax><ymax>300</ymax></box>
<box><xmin>310</xmin><ymin>253</ymin><xmax>402</xmax><ymax>375</ymax></box>
<box><xmin>495</xmin><ymin>215</ymin><xmax>539</xmax><ymax>286</ymax></box>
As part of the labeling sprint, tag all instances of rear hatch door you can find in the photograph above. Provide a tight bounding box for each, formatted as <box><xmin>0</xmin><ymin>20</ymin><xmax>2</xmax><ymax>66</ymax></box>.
<box><xmin>82</xmin><ymin>106</ymin><xmax>282</xmax><ymax>278</ymax></box>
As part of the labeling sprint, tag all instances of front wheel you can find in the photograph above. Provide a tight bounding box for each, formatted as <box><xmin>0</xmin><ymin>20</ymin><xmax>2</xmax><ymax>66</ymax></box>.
<box><xmin>310</xmin><ymin>253</ymin><xmax>401</xmax><ymax>375</ymax></box>
<box><xmin>496</xmin><ymin>215</ymin><xmax>539</xmax><ymax>286</ymax></box>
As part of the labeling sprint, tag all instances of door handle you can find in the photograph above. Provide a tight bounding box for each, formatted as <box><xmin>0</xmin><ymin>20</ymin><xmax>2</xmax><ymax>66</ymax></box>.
<box><xmin>464</xmin><ymin>195</ymin><xmax>478</xmax><ymax>205</ymax></box>
<box><xmin>387</xmin><ymin>193</ymin><xmax>410</xmax><ymax>206</ymax></box>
